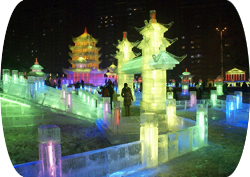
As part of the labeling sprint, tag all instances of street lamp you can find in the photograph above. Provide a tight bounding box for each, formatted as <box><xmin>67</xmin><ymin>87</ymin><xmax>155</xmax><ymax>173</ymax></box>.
<box><xmin>216</xmin><ymin>27</ymin><xmax>227</xmax><ymax>77</ymax></box>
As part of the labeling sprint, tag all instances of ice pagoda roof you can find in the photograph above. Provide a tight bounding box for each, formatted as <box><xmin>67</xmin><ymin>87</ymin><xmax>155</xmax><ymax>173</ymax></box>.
<box><xmin>72</xmin><ymin>27</ymin><xmax>98</xmax><ymax>43</ymax></box>
<box><xmin>30</xmin><ymin>58</ymin><xmax>44</xmax><ymax>70</ymax></box>
<box><xmin>63</xmin><ymin>68</ymin><xmax>106</xmax><ymax>74</ymax></box>
<box><xmin>121</xmin><ymin>56</ymin><xmax>142</xmax><ymax>74</ymax></box>
<box><xmin>226</xmin><ymin>68</ymin><xmax>245</xmax><ymax>74</ymax></box>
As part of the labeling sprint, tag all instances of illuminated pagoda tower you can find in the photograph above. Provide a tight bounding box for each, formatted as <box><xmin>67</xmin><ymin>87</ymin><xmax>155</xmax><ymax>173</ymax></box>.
<box><xmin>114</xmin><ymin>32</ymin><xmax>138</xmax><ymax>100</ymax></box>
<box><xmin>179</xmin><ymin>69</ymin><xmax>194</xmax><ymax>95</ymax></box>
<box><xmin>136</xmin><ymin>10</ymin><xmax>186</xmax><ymax>113</ymax></box>
<box><xmin>105</xmin><ymin>62</ymin><xmax>118</xmax><ymax>83</ymax></box>
<box><xmin>63</xmin><ymin>28</ymin><xmax>105</xmax><ymax>86</ymax></box>
<box><xmin>27</xmin><ymin>58</ymin><xmax>46</xmax><ymax>78</ymax></box>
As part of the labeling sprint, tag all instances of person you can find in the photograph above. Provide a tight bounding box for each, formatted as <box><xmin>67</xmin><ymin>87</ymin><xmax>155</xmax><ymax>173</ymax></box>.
<box><xmin>223</xmin><ymin>82</ymin><xmax>228</xmax><ymax>95</ymax></box>
<box><xmin>242</xmin><ymin>82</ymin><xmax>248</xmax><ymax>94</ymax></box>
<box><xmin>195</xmin><ymin>82</ymin><xmax>201</xmax><ymax>99</ymax></box>
<box><xmin>81</xmin><ymin>79</ymin><xmax>84</xmax><ymax>88</ymax></box>
<box><xmin>106</xmin><ymin>79</ymin><xmax>114</xmax><ymax>110</ymax></box>
<box><xmin>97</xmin><ymin>86</ymin><xmax>109</xmax><ymax>97</ymax></box>
<box><xmin>121</xmin><ymin>83</ymin><xmax>133</xmax><ymax>116</ymax></box>
<box><xmin>57</xmin><ymin>78</ymin><xmax>61</xmax><ymax>88</ymax></box>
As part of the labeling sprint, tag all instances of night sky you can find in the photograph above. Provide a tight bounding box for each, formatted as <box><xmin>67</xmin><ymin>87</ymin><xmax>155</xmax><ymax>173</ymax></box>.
<box><xmin>1</xmin><ymin>0</ymin><xmax>249</xmax><ymax>79</ymax></box>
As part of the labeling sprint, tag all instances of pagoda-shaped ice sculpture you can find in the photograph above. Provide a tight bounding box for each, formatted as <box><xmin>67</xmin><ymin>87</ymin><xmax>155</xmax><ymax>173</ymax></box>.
<box><xmin>27</xmin><ymin>58</ymin><xmax>46</xmax><ymax>78</ymax></box>
<box><xmin>63</xmin><ymin>28</ymin><xmax>105</xmax><ymax>86</ymax></box>
<box><xmin>135</xmin><ymin>10</ymin><xmax>186</xmax><ymax>113</ymax></box>
<box><xmin>105</xmin><ymin>62</ymin><xmax>118</xmax><ymax>83</ymax></box>
<box><xmin>113</xmin><ymin>32</ymin><xmax>138</xmax><ymax>101</ymax></box>
<box><xmin>179</xmin><ymin>69</ymin><xmax>194</xmax><ymax>95</ymax></box>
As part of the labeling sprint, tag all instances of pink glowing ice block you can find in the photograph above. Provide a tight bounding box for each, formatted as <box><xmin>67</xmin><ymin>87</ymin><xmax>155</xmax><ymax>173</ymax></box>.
<box><xmin>38</xmin><ymin>125</ymin><xmax>62</xmax><ymax>177</ymax></box>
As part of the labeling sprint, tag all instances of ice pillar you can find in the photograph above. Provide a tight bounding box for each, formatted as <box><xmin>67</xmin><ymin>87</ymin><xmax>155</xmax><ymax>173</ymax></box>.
<box><xmin>66</xmin><ymin>92</ymin><xmax>72</xmax><ymax>113</ymax></box>
<box><xmin>38</xmin><ymin>125</ymin><xmax>62</xmax><ymax>177</ymax></box>
<box><xmin>196</xmin><ymin>104</ymin><xmax>208</xmax><ymax>146</ymax></box>
<box><xmin>140</xmin><ymin>113</ymin><xmax>158</xmax><ymax>168</ymax></box>
<box><xmin>28</xmin><ymin>76</ymin><xmax>36</xmax><ymax>99</ymax></box>
<box><xmin>166</xmin><ymin>99</ymin><xmax>176</xmax><ymax>128</ymax></box>
<box><xmin>234</xmin><ymin>91</ymin><xmax>242</xmax><ymax>109</ymax></box>
<box><xmin>226</xmin><ymin>95</ymin><xmax>236</xmax><ymax>122</ymax></box>
<box><xmin>2</xmin><ymin>69</ymin><xmax>10</xmax><ymax>93</ymax></box>
<box><xmin>112</xmin><ymin>101</ymin><xmax>122</xmax><ymax>133</ymax></box>
<box><xmin>210</xmin><ymin>90</ymin><xmax>217</xmax><ymax>107</ymax></box>
<box><xmin>12</xmin><ymin>70</ymin><xmax>18</xmax><ymax>83</ymax></box>
<box><xmin>19</xmin><ymin>72</ymin><xmax>25</xmax><ymax>83</ymax></box>
<box><xmin>190</xmin><ymin>91</ymin><xmax>197</xmax><ymax>108</ymax></box>
<box><xmin>103</xmin><ymin>97</ymin><xmax>110</xmax><ymax>125</ymax></box>
<box><xmin>139</xmin><ymin>10</ymin><xmax>167</xmax><ymax>113</ymax></box>
<box><xmin>215</xmin><ymin>81</ymin><xmax>223</xmax><ymax>96</ymax></box>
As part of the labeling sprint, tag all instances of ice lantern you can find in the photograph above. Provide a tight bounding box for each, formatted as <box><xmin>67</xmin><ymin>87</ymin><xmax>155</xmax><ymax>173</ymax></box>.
<box><xmin>214</xmin><ymin>75</ymin><xmax>224</xmax><ymax>96</ymax></box>
<box><xmin>38</xmin><ymin>125</ymin><xmax>62</xmax><ymax>177</ymax></box>
<box><xmin>136</xmin><ymin>10</ymin><xmax>186</xmax><ymax>113</ymax></box>
<box><xmin>179</xmin><ymin>69</ymin><xmax>194</xmax><ymax>95</ymax></box>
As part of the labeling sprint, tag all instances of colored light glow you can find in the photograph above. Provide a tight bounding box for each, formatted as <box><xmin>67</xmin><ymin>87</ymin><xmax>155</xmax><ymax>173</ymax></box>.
<box><xmin>0</xmin><ymin>97</ymin><xmax>30</xmax><ymax>107</ymax></box>
<box><xmin>116</xmin><ymin>109</ymin><xmax>119</xmax><ymax>125</ymax></box>
<box><xmin>67</xmin><ymin>94</ymin><xmax>71</xmax><ymax>106</ymax></box>
<box><xmin>47</xmin><ymin>141</ymin><xmax>55</xmax><ymax>176</ymax></box>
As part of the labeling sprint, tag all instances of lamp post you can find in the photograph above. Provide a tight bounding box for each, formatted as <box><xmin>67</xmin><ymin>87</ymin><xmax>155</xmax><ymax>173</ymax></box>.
<box><xmin>216</xmin><ymin>27</ymin><xmax>227</xmax><ymax>77</ymax></box>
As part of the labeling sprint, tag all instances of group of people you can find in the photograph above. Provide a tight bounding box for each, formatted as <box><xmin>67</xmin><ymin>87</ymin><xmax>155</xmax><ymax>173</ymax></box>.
<box><xmin>97</xmin><ymin>80</ymin><xmax>133</xmax><ymax>116</ymax></box>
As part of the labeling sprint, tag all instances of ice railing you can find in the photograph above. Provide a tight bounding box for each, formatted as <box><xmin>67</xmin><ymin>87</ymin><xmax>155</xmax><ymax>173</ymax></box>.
<box><xmin>14</xmin><ymin>140</ymin><xmax>146</xmax><ymax>177</ymax></box>
<box><xmin>1</xmin><ymin>78</ymin><xmax>102</xmax><ymax>119</ymax></box>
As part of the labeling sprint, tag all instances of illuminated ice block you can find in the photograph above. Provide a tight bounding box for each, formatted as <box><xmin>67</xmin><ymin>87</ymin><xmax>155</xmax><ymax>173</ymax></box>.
<box><xmin>28</xmin><ymin>76</ymin><xmax>36</xmax><ymax>99</ymax></box>
<box><xmin>196</xmin><ymin>104</ymin><xmax>208</xmax><ymax>146</ymax></box>
<box><xmin>111</xmin><ymin>101</ymin><xmax>122</xmax><ymax>133</ymax></box>
<box><xmin>226</xmin><ymin>95</ymin><xmax>236</xmax><ymax>122</ymax></box>
<box><xmin>166</xmin><ymin>99</ymin><xmax>176</xmax><ymax>128</ymax></box>
<box><xmin>210</xmin><ymin>90</ymin><xmax>217</xmax><ymax>107</ymax></box>
<box><xmin>103</xmin><ymin>97</ymin><xmax>111</xmax><ymax>125</ymax></box>
<box><xmin>234</xmin><ymin>91</ymin><xmax>242</xmax><ymax>109</ymax></box>
<box><xmin>38</xmin><ymin>125</ymin><xmax>62</xmax><ymax>177</ymax></box>
<box><xmin>2</xmin><ymin>69</ymin><xmax>10</xmax><ymax>82</ymax></box>
<box><xmin>190</xmin><ymin>91</ymin><xmax>197</xmax><ymax>108</ymax></box>
<box><xmin>140</xmin><ymin>113</ymin><xmax>158</xmax><ymax>168</ymax></box>
<box><xmin>18</xmin><ymin>72</ymin><xmax>25</xmax><ymax>82</ymax></box>
<box><xmin>66</xmin><ymin>92</ymin><xmax>72</xmax><ymax>113</ymax></box>
<box><xmin>12</xmin><ymin>70</ymin><xmax>18</xmax><ymax>83</ymax></box>
<box><xmin>167</xmin><ymin>92</ymin><xmax>173</xmax><ymax>99</ymax></box>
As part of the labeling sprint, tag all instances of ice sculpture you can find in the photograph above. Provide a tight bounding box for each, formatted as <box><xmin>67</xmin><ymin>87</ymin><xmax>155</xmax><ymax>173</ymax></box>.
<box><xmin>113</xmin><ymin>31</ymin><xmax>138</xmax><ymax>101</ymax></box>
<box><xmin>12</xmin><ymin>70</ymin><xmax>18</xmax><ymax>83</ymax></box>
<box><xmin>63</xmin><ymin>28</ymin><xmax>105</xmax><ymax>86</ymax></box>
<box><xmin>38</xmin><ymin>125</ymin><xmax>62</xmax><ymax>177</ymax></box>
<box><xmin>140</xmin><ymin>113</ymin><xmax>158</xmax><ymax>168</ymax></box>
<box><xmin>179</xmin><ymin>69</ymin><xmax>194</xmax><ymax>95</ymax></box>
<box><xmin>136</xmin><ymin>10</ymin><xmax>186</xmax><ymax>113</ymax></box>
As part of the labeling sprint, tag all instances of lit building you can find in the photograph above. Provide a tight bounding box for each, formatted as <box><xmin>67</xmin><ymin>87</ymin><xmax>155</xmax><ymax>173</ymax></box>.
<box><xmin>63</xmin><ymin>28</ymin><xmax>106</xmax><ymax>86</ymax></box>
<box><xmin>225</xmin><ymin>68</ymin><xmax>246</xmax><ymax>81</ymax></box>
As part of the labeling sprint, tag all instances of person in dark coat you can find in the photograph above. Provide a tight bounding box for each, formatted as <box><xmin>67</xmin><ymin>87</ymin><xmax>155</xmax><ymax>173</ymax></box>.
<box><xmin>57</xmin><ymin>78</ymin><xmax>61</xmax><ymax>88</ymax></box>
<box><xmin>107</xmin><ymin>80</ymin><xmax>114</xmax><ymax>110</ymax></box>
<box><xmin>81</xmin><ymin>79</ymin><xmax>84</xmax><ymax>88</ymax></box>
<box><xmin>242</xmin><ymin>82</ymin><xmax>248</xmax><ymax>94</ymax></box>
<box><xmin>97</xmin><ymin>86</ymin><xmax>109</xmax><ymax>97</ymax></box>
<box><xmin>121</xmin><ymin>83</ymin><xmax>133</xmax><ymax>116</ymax></box>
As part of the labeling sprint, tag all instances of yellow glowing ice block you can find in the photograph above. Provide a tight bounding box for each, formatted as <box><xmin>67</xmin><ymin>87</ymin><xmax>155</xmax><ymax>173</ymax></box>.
<box><xmin>140</xmin><ymin>113</ymin><xmax>158</xmax><ymax>168</ymax></box>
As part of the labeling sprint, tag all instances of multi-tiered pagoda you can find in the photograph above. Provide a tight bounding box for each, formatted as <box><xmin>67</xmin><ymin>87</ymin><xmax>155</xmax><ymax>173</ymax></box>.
<box><xmin>63</xmin><ymin>28</ymin><xmax>105</xmax><ymax>86</ymax></box>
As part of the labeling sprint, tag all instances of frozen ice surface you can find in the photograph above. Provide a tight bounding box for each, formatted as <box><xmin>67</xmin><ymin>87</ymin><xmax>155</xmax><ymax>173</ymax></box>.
<box><xmin>14</xmin><ymin>161</ymin><xmax>41</xmax><ymax>177</ymax></box>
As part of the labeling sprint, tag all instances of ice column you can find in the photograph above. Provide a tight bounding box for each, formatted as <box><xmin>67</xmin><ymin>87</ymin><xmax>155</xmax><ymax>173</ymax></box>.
<box><xmin>166</xmin><ymin>99</ymin><xmax>176</xmax><ymax>128</ymax></box>
<box><xmin>112</xmin><ymin>101</ymin><xmax>121</xmax><ymax>133</ymax></box>
<box><xmin>138</xmin><ymin>10</ymin><xmax>167</xmax><ymax>113</ymax></box>
<box><xmin>19</xmin><ymin>72</ymin><xmax>25</xmax><ymax>83</ymax></box>
<box><xmin>210</xmin><ymin>90</ymin><xmax>217</xmax><ymax>107</ymax></box>
<box><xmin>28</xmin><ymin>76</ymin><xmax>36</xmax><ymax>99</ymax></box>
<box><xmin>103</xmin><ymin>97</ymin><xmax>110</xmax><ymax>125</ymax></box>
<box><xmin>196</xmin><ymin>104</ymin><xmax>208</xmax><ymax>146</ymax></box>
<box><xmin>38</xmin><ymin>125</ymin><xmax>62</xmax><ymax>177</ymax></box>
<box><xmin>226</xmin><ymin>95</ymin><xmax>236</xmax><ymax>122</ymax></box>
<box><xmin>2</xmin><ymin>69</ymin><xmax>10</xmax><ymax>93</ymax></box>
<box><xmin>114</xmin><ymin>31</ymin><xmax>136</xmax><ymax>103</ymax></box>
<box><xmin>12</xmin><ymin>70</ymin><xmax>18</xmax><ymax>83</ymax></box>
<box><xmin>234</xmin><ymin>91</ymin><xmax>242</xmax><ymax>109</ymax></box>
<box><xmin>140</xmin><ymin>113</ymin><xmax>158</xmax><ymax>168</ymax></box>
<box><xmin>190</xmin><ymin>91</ymin><xmax>197</xmax><ymax>108</ymax></box>
<box><xmin>167</xmin><ymin>92</ymin><xmax>173</xmax><ymax>100</ymax></box>
<box><xmin>66</xmin><ymin>92</ymin><xmax>72</xmax><ymax>113</ymax></box>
